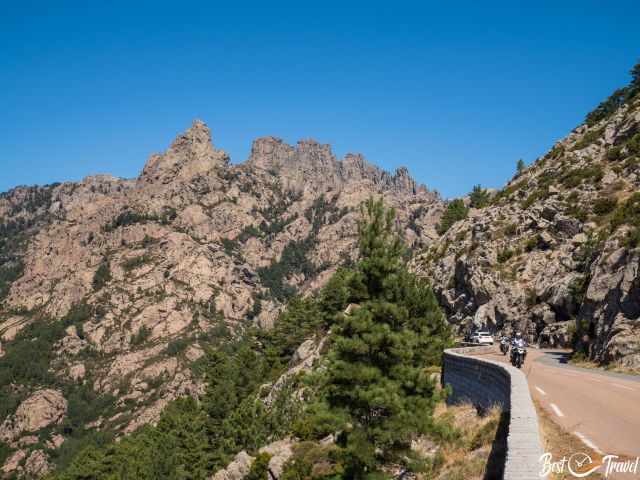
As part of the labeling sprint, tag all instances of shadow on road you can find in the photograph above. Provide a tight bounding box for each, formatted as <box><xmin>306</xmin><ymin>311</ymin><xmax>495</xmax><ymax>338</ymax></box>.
<box><xmin>543</xmin><ymin>351</ymin><xmax>571</xmax><ymax>365</ymax></box>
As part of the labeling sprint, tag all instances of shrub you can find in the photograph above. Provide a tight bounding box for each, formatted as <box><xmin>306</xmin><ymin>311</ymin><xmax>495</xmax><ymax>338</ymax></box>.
<box><xmin>141</xmin><ymin>234</ymin><xmax>155</xmax><ymax>247</ymax></box>
<box><xmin>257</xmin><ymin>237</ymin><xmax>315</xmax><ymax>302</ymax></box>
<box><xmin>492</xmin><ymin>180</ymin><xmax>525</xmax><ymax>203</ymax></box>
<box><xmin>586</xmin><ymin>89</ymin><xmax>627</xmax><ymax>126</ymax></box>
<box><xmin>566</xmin><ymin>204</ymin><xmax>588</xmax><ymax>222</ymax></box>
<box><xmin>611</xmin><ymin>193</ymin><xmax>640</xmax><ymax>231</ymax></box>
<box><xmin>0</xmin><ymin>442</ymin><xmax>11</xmax><ymax>470</ymax></box>
<box><xmin>237</xmin><ymin>225</ymin><xmax>262</xmax><ymax>243</ymax></box>
<box><xmin>584</xmin><ymin>61</ymin><xmax>640</xmax><ymax>126</ymax></box>
<box><xmin>503</xmin><ymin>223</ymin><xmax>517</xmax><ymax>236</ymax></box>
<box><xmin>437</xmin><ymin>199</ymin><xmax>468</xmax><ymax>235</ymax></box>
<box><xmin>103</xmin><ymin>207</ymin><xmax>176</xmax><ymax>232</ymax></box>
<box><xmin>166</xmin><ymin>338</ymin><xmax>190</xmax><ymax>356</ymax></box>
<box><xmin>103</xmin><ymin>210</ymin><xmax>149</xmax><ymax>232</ymax></box>
<box><xmin>525</xmin><ymin>288</ymin><xmax>538</xmax><ymax>307</ymax></box>
<box><xmin>628</xmin><ymin>133</ymin><xmax>640</xmax><ymax>156</ymax></box>
<box><xmin>281</xmin><ymin>443</ymin><xmax>342</xmax><ymax>480</ymax></box>
<box><xmin>245</xmin><ymin>453</ymin><xmax>272</xmax><ymax>480</ymax></box>
<box><xmin>0</xmin><ymin>258</ymin><xmax>23</xmax><ymax>302</ymax></box>
<box><xmin>131</xmin><ymin>326</ymin><xmax>151</xmax><ymax>346</ymax></box>
<box><xmin>92</xmin><ymin>260</ymin><xmax>111</xmax><ymax>290</ymax></box>
<box><xmin>497</xmin><ymin>249</ymin><xmax>515</xmax><ymax>264</ymax></box>
<box><xmin>521</xmin><ymin>186</ymin><xmax>549</xmax><ymax>209</ymax></box>
<box><xmin>623</xmin><ymin>156</ymin><xmax>640</xmax><ymax>170</ymax></box>
<box><xmin>568</xmin><ymin>275</ymin><xmax>589</xmax><ymax>306</ymax></box>
<box><xmin>221</xmin><ymin>237</ymin><xmax>241</xmax><ymax>257</ymax></box>
<box><xmin>626</xmin><ymin>228</ymin><xmax>640</xmax><ymax>249</ymax></box>
<box><xmin>122</xmin><ymin>255</ymin><xmax>151</xmax><ymax>272</ymax></box>
<box><xmin>606</xmin><ymin>146</ymin><xmax>623</xmax><ymax>162</ymax></box>
<box><xmin>592</xmin><ymin>197</ymin><xmax>618</xmax><ymax>216</ymax></box>
<box><xmin>572</xmin><ymin>234</ymin><xmax>600</xmax><ymax>274</ymax></box>
<box><xmin>560</xmin><ymin>165</ymin><xmax>604</xmax><ymax>189</ymax></box>
<box><xmin>571</xmin><ymin>128</ymin><xmax>604</xmax><ymax>151</ymax></box>
<box><xmin>524</xmin><ymin>236</ymin><xmax>540</xmax><ymax>252</ymax></box>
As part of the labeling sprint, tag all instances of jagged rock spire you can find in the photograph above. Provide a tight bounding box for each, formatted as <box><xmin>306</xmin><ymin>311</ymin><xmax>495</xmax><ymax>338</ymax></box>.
<box><xmin>246</xmin><ymin>136</ymin><xmax>425</xmax><ymax>194</ymax></box>
<box><xmin>139</xmin><ymin>120</ymin><xmax>229</xmax><ymax>184</ymax></box>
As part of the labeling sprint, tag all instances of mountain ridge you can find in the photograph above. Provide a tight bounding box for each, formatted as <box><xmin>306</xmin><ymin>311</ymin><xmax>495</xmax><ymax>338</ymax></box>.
<box><xmin>1</xmin><ymin>61</ymin><xmax>640</xmax><ymax>478</ymax></box>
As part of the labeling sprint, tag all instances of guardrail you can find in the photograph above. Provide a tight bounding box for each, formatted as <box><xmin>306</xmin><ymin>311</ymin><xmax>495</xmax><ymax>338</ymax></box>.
<box><xmin>442</xmin><ymin>346</ymin><xmax>543</xmax><ymax>480</ymax></box>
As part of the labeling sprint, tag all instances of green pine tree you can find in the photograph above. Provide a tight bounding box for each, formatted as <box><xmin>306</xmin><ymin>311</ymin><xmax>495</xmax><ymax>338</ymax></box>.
<box><xmin>321</xmin><ymin>197</ymin><xmax>452</xmax><ymax>479</ymax></box>
<box><xmin>516</xmin><ymin>158</ymin><xmax>526</xmax><ymax>175</ymax></box>
<box><xmin>436</xmin><ymin>199</ymin><xmax>468</xmax><ymax>235</ymax></box>
<box><xmin>469</xmin><ymin>184</ymin><xmax>490</xmax><ymax>208</ymax></box>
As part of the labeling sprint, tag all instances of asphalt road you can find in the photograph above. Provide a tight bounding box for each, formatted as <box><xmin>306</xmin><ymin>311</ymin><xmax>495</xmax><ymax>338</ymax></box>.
<box><xmin>481</xmin><ymin>347</ymin><xmax>640</xmax><ymax>459</ymax></box>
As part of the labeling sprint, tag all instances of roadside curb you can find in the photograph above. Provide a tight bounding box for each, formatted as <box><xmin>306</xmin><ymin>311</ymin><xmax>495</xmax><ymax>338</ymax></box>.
<box><xmin>443</xmin><ymin>346</ymin><xmax>543</xmax><ymax>480</ymax></box>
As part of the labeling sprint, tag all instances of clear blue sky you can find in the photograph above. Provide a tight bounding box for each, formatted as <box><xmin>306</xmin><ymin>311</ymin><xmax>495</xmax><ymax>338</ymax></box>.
<box><xmin>1</xmin><ymin>1</ymin><xmax>639</xmax><ymax>198</ymax></box>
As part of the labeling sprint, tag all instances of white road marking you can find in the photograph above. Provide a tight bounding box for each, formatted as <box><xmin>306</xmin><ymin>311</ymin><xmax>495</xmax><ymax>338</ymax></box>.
<box><xmin>585</xmin><ymin>376</ymin><xmax>605</xmax><ymax>383</ymax></box>
<box><xmin>535</xmin><ymin>386</ymin><xmax>547</xmax><ymax>396</ymax></box>
<box><xmin>550</xmin><ymin>403</ymin><xmax>565</xmax><ymax>417</ymax></box>
<box><xmin>611</xmin><ymin>383</ymin><xmax>634</xmax><ymax>391</ymax></box>
<box><xmin>574</xmin><ymin>431</ymin><xmax>604</xmax><ymax>455</ymax></box>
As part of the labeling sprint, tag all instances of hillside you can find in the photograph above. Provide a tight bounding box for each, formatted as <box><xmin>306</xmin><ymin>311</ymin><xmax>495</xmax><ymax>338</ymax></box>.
<box><xmin>0</xmin><ymin>124</ymin><xmax>445</xmax><ymax>476</ymax></box>
<box><xmin>1</xmin><ymin>61</ymin><xmax>639</xmax><ymax>479</ymax></box>
<box><xmin>415</xmin><ymin>62</ymin><xmax>640</xmax><ymax>370</ymax></box>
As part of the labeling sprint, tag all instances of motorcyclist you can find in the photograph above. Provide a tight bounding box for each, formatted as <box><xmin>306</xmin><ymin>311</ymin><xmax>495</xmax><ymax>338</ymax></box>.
<box><xmin>499</xmin><ymin>334</ymin><xmax>510</xmax><ymax>354</ymax></box>
<box><xmin>510</xmin><ymin>332</ymin><xmax>527</xmax><ymax>363</ymax></box>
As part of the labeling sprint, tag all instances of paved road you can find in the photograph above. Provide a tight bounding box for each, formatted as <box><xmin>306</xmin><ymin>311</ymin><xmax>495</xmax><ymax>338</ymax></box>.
<box><xmin>481</xmin><ymin>347</ymin><xmax>640</xmax><ymax>458</ymax></box>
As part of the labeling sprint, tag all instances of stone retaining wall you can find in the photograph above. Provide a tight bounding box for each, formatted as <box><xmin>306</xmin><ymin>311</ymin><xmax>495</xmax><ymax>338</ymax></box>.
<box><xmin>442</xmin><ymin>346</ymin><xmax>543</xmax><ymax>480</ymax></box>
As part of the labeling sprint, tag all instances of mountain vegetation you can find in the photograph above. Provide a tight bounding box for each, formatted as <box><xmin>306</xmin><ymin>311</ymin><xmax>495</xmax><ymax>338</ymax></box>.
<box><xmin>45</xmin><ymin>198</ymin><xmax>452</xmax><ymax>480</ymax></box>
<box><xmin>1</xmin><ymin>58</ymin><xmax>639</xmax><ymax>479</ymax></box>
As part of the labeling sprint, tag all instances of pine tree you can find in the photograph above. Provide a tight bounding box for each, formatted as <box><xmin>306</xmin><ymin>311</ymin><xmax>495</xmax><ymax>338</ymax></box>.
<box><xmin>436</xmin><ymin>199</ymin><xmax>468</xmax><ymax>235</ymax></box>
<box><xmin>322</xmin><ymin>197</ymin><xmax>452</xmax><ymax>479</ymax></box>
<box><xmin>516</xmin><ymin>158</ymin><xmax>526</xmax><ymax>175</ymax></box>
<box><xmin>469</xmin><ymin>184</ymin><xmax>490</xmax><ymax>208</ymax></box>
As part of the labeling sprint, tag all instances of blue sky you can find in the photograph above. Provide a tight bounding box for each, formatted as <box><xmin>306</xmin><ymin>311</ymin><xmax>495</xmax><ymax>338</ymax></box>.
<box><xmin>1</xmin><ymin>1</ymin><xmax>639</xmax><ymax>198</ymax></box>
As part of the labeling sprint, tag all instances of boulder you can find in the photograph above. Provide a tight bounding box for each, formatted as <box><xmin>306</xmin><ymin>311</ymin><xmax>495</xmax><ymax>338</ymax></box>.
<box><xmin>212</xmin><ymin>451</ymin><xmax>254</xmax><ymax>480</ymax></box>
<box><xmin>0</xmin><ymin>389</ymin><xmax>67</xmax><ymax>442</ymax></box>
<box><xmin>24</xmin><ymin>449</ymin><xmax>51</xmax><ymax>477</ymax></box>
<box><xmin>211</xmin><ymin>438</ymin><xmax>295</xmax><ymax>480</ymax></box>
<box><xmin>259</xmin><ymin>438</ymin><xmax>295</xmax><ymax>478</ymax></box>
<box><xmin>538</xmin><ymin>320</ymin><xmax>574</xmax><ymax>348</ymax></box>
<box><xmin>1</xmin><ymin>449</ymin><xmax>26</xmax><ymax>475</ymax></box>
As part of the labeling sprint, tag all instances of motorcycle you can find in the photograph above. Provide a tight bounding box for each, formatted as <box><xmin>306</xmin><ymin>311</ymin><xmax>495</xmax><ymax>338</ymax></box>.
<box><xmin>512</xmin><ymin>346</ymin><xmax>526</xmax><ymax>368</ymax></box>
<box><xmin>500</xmin><ymin>338</ymin><xmax>510</xmax><ymax>356</ymax></box>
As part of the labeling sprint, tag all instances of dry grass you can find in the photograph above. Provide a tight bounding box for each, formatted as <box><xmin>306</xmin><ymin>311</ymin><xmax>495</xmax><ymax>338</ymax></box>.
<box><xmin>427</xmin><ymin>402</ymin><xmax>506</xmax><ymax>480</ymax></box>
<box><xmin>569</xmin><ymin>357</ymin><xmax>640</xmax><ymax>376</ymax></box>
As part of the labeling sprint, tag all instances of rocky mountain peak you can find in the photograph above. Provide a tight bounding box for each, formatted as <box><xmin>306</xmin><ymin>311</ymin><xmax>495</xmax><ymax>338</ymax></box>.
<box><xmin>139</xmin><ymin>119</ymin><xmax>229</xmax><ymax>184</ymax></box>
<box><xmin>246</xmin><ymin>136</ymin><xmax>424</xmax><ymax>195</ymax></box>
<box><xmin>247</xmin><ymin>136</ymin><xmax>295</xmax><ymax>171</ymax></box>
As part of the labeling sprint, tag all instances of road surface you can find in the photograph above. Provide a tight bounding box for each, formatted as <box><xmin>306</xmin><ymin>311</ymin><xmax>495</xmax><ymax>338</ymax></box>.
<box><xmin>479</xmin><ymin>347</ymin><xmax>640</xmax><ymax>459</ymax></box>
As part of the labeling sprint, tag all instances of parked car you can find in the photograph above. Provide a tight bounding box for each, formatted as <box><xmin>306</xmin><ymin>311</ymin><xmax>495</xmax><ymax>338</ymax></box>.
<box><xmin>471</xmin><ymin>331</ymin><xmax>494</xmax><ymax>345</ymax></box>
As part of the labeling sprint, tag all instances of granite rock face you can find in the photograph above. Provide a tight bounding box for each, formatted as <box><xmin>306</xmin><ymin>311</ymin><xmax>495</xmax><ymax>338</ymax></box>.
<box><xmin>0</xmin><ymin>390</ymin><xmax>67</xmax><ymax>443</ymax></box>
<box><xmin>247</xmin><ymin>137</ymin><xmax>423</xmax><ymax>194</ymax></box>
<box><xmin>414</xmin><ymin>95</ymin><xmax>640</xmax><ymax>369</ymax></box>
<box><xmin>0</xmin><ymin>120</ymin><xmax>444</xmax><ymax>471</ymax></box>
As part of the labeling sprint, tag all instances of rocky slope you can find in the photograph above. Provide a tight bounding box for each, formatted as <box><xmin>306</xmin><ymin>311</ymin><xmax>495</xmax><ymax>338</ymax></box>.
<box><xmin>2</xmin><ymin>63</ymin><xmax>639</xmax><ymax>478</ymax></box>
<box><xmin>0</xmin><ymin>121</ymin><xmax>444</xmax><ymax>475</ymax></box>
<box><xmin>414</xmin><ymin>75</ymin><xmax>640</xmax><ymax>370</ymax></box>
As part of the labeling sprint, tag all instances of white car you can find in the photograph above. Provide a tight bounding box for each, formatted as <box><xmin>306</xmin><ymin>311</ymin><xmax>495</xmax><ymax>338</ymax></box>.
<box><xmin>471</xmin><ymin>331</ymin><xmax>494</xmax><ymax>345</ymax></box>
